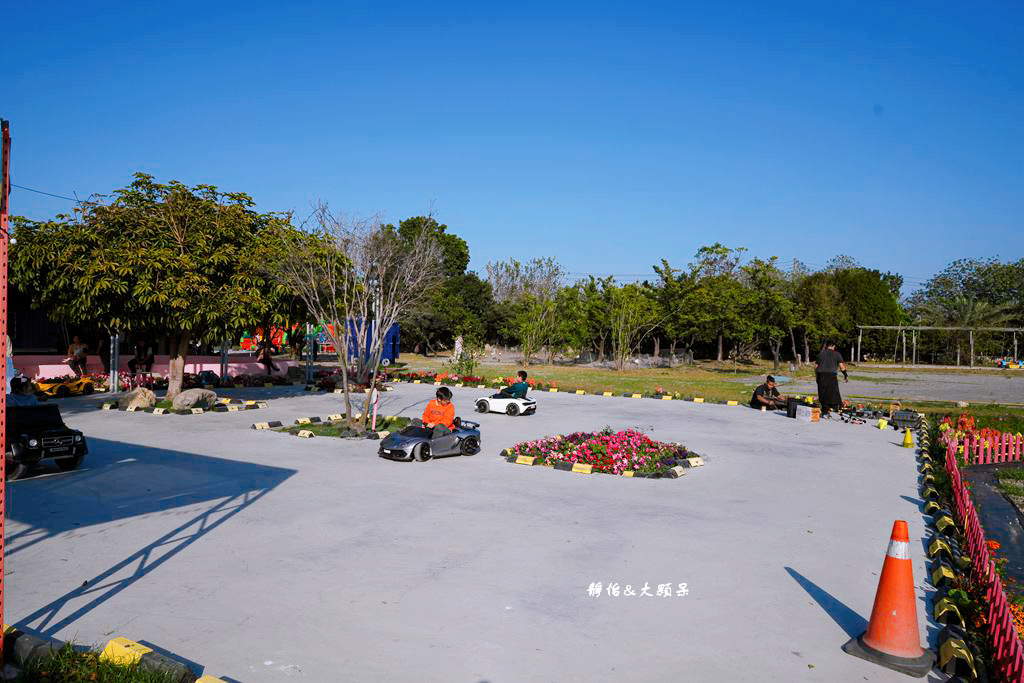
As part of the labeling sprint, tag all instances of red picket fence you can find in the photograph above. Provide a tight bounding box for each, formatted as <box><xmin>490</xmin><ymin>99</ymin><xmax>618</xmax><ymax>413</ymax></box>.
<box><xmin>964</xmin><ymin>432</ymin><xmax>1024</xmax><ymax>465</ymax></box>
<box><xmin>945</xmin><ymin>438</ymin><xmax>1024</xmax><ymax>681</ymax></box>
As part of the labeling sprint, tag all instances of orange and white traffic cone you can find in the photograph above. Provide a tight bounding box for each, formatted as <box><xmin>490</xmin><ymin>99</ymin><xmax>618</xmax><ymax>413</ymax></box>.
<box><xmin>843</xmin><ymin>520</ymin><xmax>934</xmax><ymax>676</ymax></box>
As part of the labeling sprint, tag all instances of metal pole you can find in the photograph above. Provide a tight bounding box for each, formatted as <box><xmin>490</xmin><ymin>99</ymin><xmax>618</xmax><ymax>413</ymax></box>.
<box><xmin>857</xmin><ymin>328</ymin><xmax>862</xmax><ymax>363</ymax></box>
<box><xmin>305</xmin><ymin>323</ymin><xmax>314</xmax><ymax>385</ymax></box>
<box><xmin>109</xmin><ymin>331</ymin><xmax>119</xmax><ymax>394</ymax></box>
<box><xmin>1</xmin><ymin>118</ymin><xmax>12</xmax><ymax>662</ymax></box>
<box><xmin>970</xmin><ymin>330</ymin><xmax>974</xmax><ymax>368</ymax></box>
<box><xmin>902</xmin><ymin>329</ymin><xmax>906</xmax><ymax>365</ymax></box>
<box><xmin>1015</xmin><ymin>332</ymin><xmax>1018</xmax><ymax>362</ymax></box>
<box><xmin>912</xmin><ymin>330</ymin><xmax>917</xmax><ymax>366</ymax></box>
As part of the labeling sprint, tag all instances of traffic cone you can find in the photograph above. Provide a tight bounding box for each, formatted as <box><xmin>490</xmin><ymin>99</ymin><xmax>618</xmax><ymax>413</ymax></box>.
<box><xmin>902</xmin><ymin>429</ymin><xmax>914</xmax><ymax>448</ymax></box>
<box><xmin>843</xmin><ymin>520</ymin><xmax>934</xmax><ymax>677</ymax></box>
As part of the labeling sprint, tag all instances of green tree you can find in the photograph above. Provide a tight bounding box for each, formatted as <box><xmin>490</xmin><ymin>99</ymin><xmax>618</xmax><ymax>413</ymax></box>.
<box><xmin>688</xmin><ymin>244</ymin><xmax>750</xmax><ymax>361</ymax></box>
<box><xmin>741</xmin><ymin>257</ymin><xmax>796</xmax><ymax>372</ymax></box>
<box><xmin>608</xmin><ymin>283</ymin><xmax>659</xmax><ymax>371</ymax></box>
<box><xmin>10</xmin><ymin>173</ymin><xmax>294</xmax><ymax>397</ymax></box>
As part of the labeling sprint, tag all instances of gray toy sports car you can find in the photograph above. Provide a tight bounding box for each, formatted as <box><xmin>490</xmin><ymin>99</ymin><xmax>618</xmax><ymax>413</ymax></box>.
<box><xmin>378</xmin><ymin>419</ymin><xmax>481</xmax><ymax>461</ymax></box>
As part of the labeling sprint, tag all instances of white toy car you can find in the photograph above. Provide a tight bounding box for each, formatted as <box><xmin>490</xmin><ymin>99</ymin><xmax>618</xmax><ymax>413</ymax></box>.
<box><xmin>475</xmin><ymin>394</ymin><xmax>536</xmax><ymax>416</ymax></box>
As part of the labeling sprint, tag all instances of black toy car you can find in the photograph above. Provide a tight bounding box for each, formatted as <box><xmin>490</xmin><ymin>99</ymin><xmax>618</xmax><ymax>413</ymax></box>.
<box><xmin>5</xmin><ymin>404</ymin><xmax>88</xmax><ymax>479</ymax></box>
<box><xmin>378</xmin><ymin>419</ymin><xmax>481</xmax><ymax>461</ymax></box>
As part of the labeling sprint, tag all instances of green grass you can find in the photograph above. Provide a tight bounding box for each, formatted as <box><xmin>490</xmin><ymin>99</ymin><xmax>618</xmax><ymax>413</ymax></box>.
<box><xmin>282</xmin><ymin>416</ymin><xmax>411</xmax><ymax>437</ymax></box>
<box><xmin>16</xmin><ymin>643</ymin><xmax>181</xmax><ymax>682</ymax></box>
<box><xmin>153</xmin><ymin>399</ymin><xmax>174</xmax><ymax>409</ymax></box>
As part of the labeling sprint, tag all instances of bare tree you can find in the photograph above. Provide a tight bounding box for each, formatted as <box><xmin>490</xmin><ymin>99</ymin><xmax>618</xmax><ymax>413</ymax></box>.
<box><xmin>486</xmin><ymin>258</ymin><xmax>564</xmax><ymax>365</ymax></box>
<box><xmin>270</xmin><ymin>203</ymin><xmax>442</xmax><ymax>426</ymax></box>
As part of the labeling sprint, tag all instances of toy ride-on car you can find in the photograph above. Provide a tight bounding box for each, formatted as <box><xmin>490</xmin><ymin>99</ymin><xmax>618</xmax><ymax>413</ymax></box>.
<box><xmin>35</xmin><ymin>375</ymin><xmax>96</xmax><ymax>398</ymax></box>
<box><xmin>475</xmin><ymin>394</ymin><xmax>536</xmax><ymax>417</ymax></box>
<box><xmin>5</xmin><ymin>404</ymin><xmax>89</xmax><ymax>479</ymax></box>
<box><xmin>378</xmin><ymin>419</ymin><xmax>481</xmax><ymax>462</ymax></box>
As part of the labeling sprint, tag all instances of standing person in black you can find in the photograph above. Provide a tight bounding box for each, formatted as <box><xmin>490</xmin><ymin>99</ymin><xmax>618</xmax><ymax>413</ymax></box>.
<box><xmin>815</xmin><ymin>341</ymin><xmax>848</xmax><ymax>416</ymax></box>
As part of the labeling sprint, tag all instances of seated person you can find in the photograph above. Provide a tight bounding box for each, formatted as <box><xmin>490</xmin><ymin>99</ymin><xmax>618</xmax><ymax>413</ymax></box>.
<box><xmin>492</xmin><ymin>370</ymin><xmax>530</xmax><ymax>399</ymax></box>
<box><xmin>8</xmin><ymin>377</ymin><xmax>39</xmax><ymax>406</ymax></box>
<box><xmin>422</xmin><ymin>386</ymin><xmax>456</xmax><ymax>438</ymax></box>
<box><xmin>750</xmin><ymin>375</ymin><xmax>787</xmax><ymax>410</ymax></box>
<box><xmin>127</xmin><ymin>339</ymin><xmax>155</xmax><ymax>374</ymax></box>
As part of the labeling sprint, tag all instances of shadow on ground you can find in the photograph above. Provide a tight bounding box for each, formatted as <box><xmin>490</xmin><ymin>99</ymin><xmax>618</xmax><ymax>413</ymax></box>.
<box><xmin>6</xmin><ymin>437</ymin><xmax>295</xmax><ymax>638</ymax></box>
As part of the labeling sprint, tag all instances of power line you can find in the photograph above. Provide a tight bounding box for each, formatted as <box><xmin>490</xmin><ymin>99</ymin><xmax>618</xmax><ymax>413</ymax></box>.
<box><xmin>10</xmin><ymin>183</ymin><xmax>82</xmax><ymax>203</ymax></box>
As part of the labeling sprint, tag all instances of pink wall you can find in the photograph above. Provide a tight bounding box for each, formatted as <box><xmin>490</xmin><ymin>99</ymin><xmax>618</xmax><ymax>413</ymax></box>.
<box><xmin>14</xmin><ymin>355</ymin><xmax>301</xmax><ymax>380</ymax></box>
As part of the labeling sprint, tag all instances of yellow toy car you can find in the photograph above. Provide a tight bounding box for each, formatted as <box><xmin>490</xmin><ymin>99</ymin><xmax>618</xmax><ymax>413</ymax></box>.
<box><xmin>35</xmin><ymin>376</ymin><xmax>97</xmax><ymax>398</ymax></box>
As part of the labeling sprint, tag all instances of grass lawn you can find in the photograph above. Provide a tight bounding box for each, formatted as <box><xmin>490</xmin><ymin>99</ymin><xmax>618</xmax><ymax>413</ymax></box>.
<box><xmin>281</xmin><ymin>416</ymin><xmax>411</xmax><ymax>437</ymax></box>
<box><xmin>396</xmin><ymin>354</ymin><xmax>1024</xmax><ymax>426</ymax></box>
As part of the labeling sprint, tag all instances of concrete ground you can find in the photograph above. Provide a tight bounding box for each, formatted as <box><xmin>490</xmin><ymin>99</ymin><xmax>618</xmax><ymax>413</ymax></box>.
<box><xmin>6</xmin><ymin>386</ymin><xmax>943</xmax><ymax>682</ymax></box>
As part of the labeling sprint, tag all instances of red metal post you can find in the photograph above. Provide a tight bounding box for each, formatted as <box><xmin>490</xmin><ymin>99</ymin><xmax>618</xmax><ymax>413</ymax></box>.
<box><xmin>0</xmin><ymin>118</ymin><xmax>10</xmax><ymax>659</ymax></box>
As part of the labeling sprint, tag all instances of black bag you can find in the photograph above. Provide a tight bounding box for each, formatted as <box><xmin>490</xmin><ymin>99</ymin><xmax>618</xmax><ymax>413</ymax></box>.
<box><xmin>786</xmin><ymin>397</ymin><xmax>799</xmax><ymax>419</ymax></box>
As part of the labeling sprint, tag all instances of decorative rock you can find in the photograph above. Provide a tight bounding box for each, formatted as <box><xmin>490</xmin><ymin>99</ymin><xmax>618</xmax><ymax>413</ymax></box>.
<box><xmin>118</xmin><ymin>387</ymin><xmax>156</xmax><ymax>411</ymax></box>
<box><xmin>171</xmin><ymin>388</ymin><xmax>218</xmax><ymax>411</ymax></box>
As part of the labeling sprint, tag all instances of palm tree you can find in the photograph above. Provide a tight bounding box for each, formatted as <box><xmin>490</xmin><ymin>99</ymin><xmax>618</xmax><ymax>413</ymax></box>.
<box><xmin>916</xmin><ymin>296</ymin><xmax>1015</xmax><ymax>366</ymax></box>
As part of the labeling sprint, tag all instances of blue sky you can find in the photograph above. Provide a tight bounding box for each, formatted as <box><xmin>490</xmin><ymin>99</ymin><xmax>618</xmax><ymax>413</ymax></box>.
<box><xmin>4</xmin><ymin>1</ymin><xmax>1022</xmax><ymax>295</ymax></box>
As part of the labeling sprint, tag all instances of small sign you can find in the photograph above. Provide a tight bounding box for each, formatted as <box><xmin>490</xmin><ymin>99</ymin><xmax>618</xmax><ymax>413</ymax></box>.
<box><xmin>515</xmin><ymin>455</ymin><xmax>537</xmax><ymax>466</ymax></box>
<box><xmin>153</xmin><ymin>408</ymin><xmax>167</xmax><ymax>415</ymax></box>
<box><xmin>549</xmin><ymin>388</ymin><xmax>558</xmax><ymax>393</ymax></box>
<box><xmin>622</xmin><ymin>470</ymin><xmax>634</xmax><ymax>477</ymax></box>
<box><xmin>630</xmin><ymin>393</ymin><xmax>643</xmax><ymax>399</ymax></box>
<box><xmin>571</xmin><ymin>463</ymin><xmax>593</xmax><ymax>474</ymax></box>
<box><xmin>297</xmin><ymin>430</ymin><xmax>315</xmax><ymax>438</ymax></box>
<box><xmin>191</xmin><ymin>408</ymin><xmax>204</xmax><ymax>415</ymax></box>
<box><xmin>575</xmin><ymin>389</ymin><xmax>586</xmax><ymax>395</ymax></box>
<box><xmin>693</xmin><ymin>397</ymin><xmax>704</xmax><ymax>403</ymax></box>
<box><xmin>684</xmin><ymin>457</ymin><xmax>704</xmax><ymax>467</ymax></box>
<box><xmin>126</xmin><ymin>405</ymin><xmax>138</xmax><ymax>412</ymax></box>
<box><xmin>661</xmin><ymin>395</ymin><xmax>673</xmax><ymax>400</ymax></box>
<box><xmin>602</xmin><ymin>391</ymin><xmax>614</xmax><ymax>397</ymax></box>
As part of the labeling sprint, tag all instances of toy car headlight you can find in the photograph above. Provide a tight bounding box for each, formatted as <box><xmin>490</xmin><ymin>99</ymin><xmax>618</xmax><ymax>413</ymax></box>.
<box><xmin>74</xmin><ymin>435</ymin><xmax>83</xmax><ymax>443</ymax></box>
<box><xmin>28</xmin><ymin>439</ymin><xmax>39</xmax><ymax>448</ymax></box>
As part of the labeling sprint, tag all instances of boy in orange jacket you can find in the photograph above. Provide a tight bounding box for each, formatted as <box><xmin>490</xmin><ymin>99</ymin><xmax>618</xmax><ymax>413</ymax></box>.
<box><xmin>422</xmin><ymin>386</ymin><xmax>456</xmax><ymax>437</ymax></box>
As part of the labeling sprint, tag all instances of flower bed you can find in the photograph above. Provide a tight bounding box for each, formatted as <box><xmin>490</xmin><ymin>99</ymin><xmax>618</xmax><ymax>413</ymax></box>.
<box><xmin>504</xmin><ymin>428</ymin><xmax>693</xmax><ymax>477</ymax></box>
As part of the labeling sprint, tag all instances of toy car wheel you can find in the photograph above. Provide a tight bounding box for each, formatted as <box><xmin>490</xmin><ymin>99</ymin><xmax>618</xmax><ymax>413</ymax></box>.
<box><xmin>55</xmin><ymin>453</ymin><xmax>85</xmax><ymax>472</ymax></box>
<box><xmin>506</xmin><ymin>403</ymin><xmax>520</xmax><ymax>416</ymax></box>
<box><xmin>461</xmin><ymin>437</ymin><xmax>480</xmax><ymax>456</ymax></box>
<box><xmin>5</xmin><ymin>454</ymin><xmax>28</xmax><ymax>480</ymax></box>
<box><xmin>413</xmin><ymin>442</ymin><xmax>431</xmax><ymax>462</ymax></box>
<box><xmin>475</xmin><ymin>399</ymin><xmax>489</xmax><ymax>413</ymax></box>
<box><xmin>82</xmin><ymin>383</ymin><xmax>94</xmax><ymax>395</ymax></box>
<box><xmin>56</xmin><ymin>386</ymin><xmax>70</xmax><ymax>398</ymax></box>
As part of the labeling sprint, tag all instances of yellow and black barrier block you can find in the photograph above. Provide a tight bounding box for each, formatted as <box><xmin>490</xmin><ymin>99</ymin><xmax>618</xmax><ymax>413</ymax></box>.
<box><xmin>693</xmin><ymin>397</ymin><xmax>704</xmax><ymax>403</ymax></box>
<box><xmin>931</xmin><ymin>513</ymin><xmax>958</xmax><ymax>535</ymax></box>
<box><xmin>923</xmin><ymin>500</ymin><xmax>946</xmax><ymax>515</ymax></box>
<box><xmin>325</xmin><ymin>413</ymin><xmax>345</xmax><ymax>421</ymax></box>
<box><xmin>921</xmin><ymin>486</ymin><xmax>940</xmax><ymax>500</ymax></box>
<box><xmin>575</xmin><ymin>389</ymin><xmax>586</xmax><ymax>395</ymax></box>
<box><xmin>919</xmin><ymin>461</ymin><xmax>933</xmax><ymax>473</ymax></box>
<box><xmin>665</xmin><ymin>465</ymin><xmax>686</xmax><ymax>478</ymax></box>
<box><xmin>251</xmin><ymin>420</ymin><xmax>284</xmax><ymax>430</ymax></box>
<box><xmin>296</xmin><ymin>430</ymin><xmax>315</xmax><ymax>438</ymax></box>
<box><xmin>100</xmin><ymin>636</ymin><xmax>197</xmax><ymax>681</ymax></box>
<box><xmin>295</xmin><ymin>416</ymin><xmax>323</xmax><ymax>425</ymax></box>
<box><xmin>509</xmin><ymin>454</ymin><xmax>539</xmax><ymax>466</ymax></box>
<box><xmin>3</xmin><ymin>625</ymin><xmax>63</xmax><ymax>666</ymax></box>
<box><xmin>920</xmin><ymin>472</ymin><xmax>936</xmax><ymax>486</ymax></box>
<box><xmin>571</xmin><ymin>463</ymin><xmax>593</xmax><ymax>474</ymax></box>
<box><xmin>937</xmin><ymin>626</ymin><xmax>983</xmax><ymax>680</ymax></box>
<box><xmin>682</xmin><ymin>456</ymin><xmax>704</xmax><ymax>467</ymax></box>
<box><xmin>931</xmin><ymin>561</ymin><xmax>959</xmax><ymax>588</ymax></box>
<box><xmin>933</xmin><ymin>595</ymin><xmax>965</xmax><ymax>627</ymax></box>
<box><xmin>100</xmin><ymin>402</ymin><xmax>116</xmax><ymax>410</ymax></box>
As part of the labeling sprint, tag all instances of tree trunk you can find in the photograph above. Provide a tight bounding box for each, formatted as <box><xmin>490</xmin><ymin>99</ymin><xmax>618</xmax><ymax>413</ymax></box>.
<box><xmin>653</xmin><ymin>336</ymin><xmax>661</xmax><ymax>358</ymax></box>
<box><xmin>789</xmin><ymin>328</ymin><xmax>798</xmax><ymax>363</ymax></box>
<box><xmin>803</xmin><ymin>334</ymin><xmax>810</xmax><ymax>367</ymax></box>
<box><xmin>165</xmin><ymin>329</ymin><xmax>191</xmax><ymax>399</ymax></box>
<box><xmin>597</xmin><ymin>337</ymin><xmax>605</xmax><ymax>362</ymax></box>
<box><xmin>717</xmin><ymin>333</ymin><xmax>724</xmax><ymax>362</ymax></box>
<box><xmin>771</xmin><ymin>341</ymin><xmax>781</xmax><ymax>373</ymax></box>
